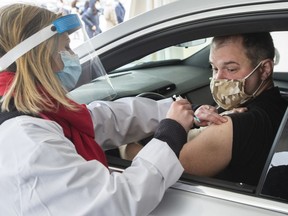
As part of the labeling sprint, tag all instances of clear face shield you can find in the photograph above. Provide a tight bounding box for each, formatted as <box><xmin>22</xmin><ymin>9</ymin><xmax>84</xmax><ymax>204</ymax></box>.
<box><xmin>0</xmin><ymin>13</ymin><xmax>116</xmax><ymax>101</ymax></box>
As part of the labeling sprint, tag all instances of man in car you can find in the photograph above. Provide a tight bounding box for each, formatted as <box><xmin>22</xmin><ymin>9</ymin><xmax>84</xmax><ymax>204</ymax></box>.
<box><xmin>179</xmin><ymin>32</ymin><xmax>288</xmax><ymax>186</ymax></box>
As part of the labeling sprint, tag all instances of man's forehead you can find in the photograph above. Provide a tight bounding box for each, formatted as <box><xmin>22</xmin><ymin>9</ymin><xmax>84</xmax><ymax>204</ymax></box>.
<box><xmin>212</xmin><ymin>35</ymin><xmax>243</xmax><ymax>49</ymax></box>
<box><xmin>209</xmin><ymin>44</ymin><xmax>249</xmax><ymax>66</ymax></box>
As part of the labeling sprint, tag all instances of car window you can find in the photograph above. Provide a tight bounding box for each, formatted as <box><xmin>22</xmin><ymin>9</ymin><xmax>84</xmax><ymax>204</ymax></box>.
<box><xmin>117</xmin><ymin>38</ymin><xmax>212</xmax><ymax>70</ymax></box>
<box><xmin>117</xmin><ymin>32</ymin><xmax>288</xmax><ymax>73</ymax></box>
<box><xmin>272</xmin><ymin>31</ymin><xmax>288</xmax><ymax>73</ymax></box>
<box><xmin>110</xmin><ymin>31</ymin><xmax>288</xmax><ymax>203</ymax></box>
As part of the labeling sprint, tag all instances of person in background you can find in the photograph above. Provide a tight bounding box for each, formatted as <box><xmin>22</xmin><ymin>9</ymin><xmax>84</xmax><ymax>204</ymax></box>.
<box><xmin>103</xmin><ymin>0</ymin><xmax>118</xmax><ymax>30</ymax></box>
<box><xmin>180</xmin><ymin>32</ymin><xmax>288</xmax><ymax>186</ymax></box>
<box><xmin>0</xmin><ymin>3</ymin><xmax>194</xmax><ymax>216</ymax></box>
<box><xmin>115</xmin><ymin>0</ymin><xmax>125</xmax><ymax>23</ymax></box>
<box><xmin>57</xmin><ymin>0</ymin><xmax>71</xmax><ymax>15</ymax></box>
<box><xmin>70</xmin><ymin>0</ymin><xmax>81</xmax><ymax>39</ymax></box>
<box><xmin>71</xmin><ymin>0</ymin><xmax>79</xmax><ymax>13</ymax></box>
<box><xmin>80</xmin><ymin>0</ymin><xmax>89</xmax><ymax>15</ymax></box>
<box><xmin>81</xmin><ymin>0</ymin><xmax>102</xmax><ymax>38</ymax></box>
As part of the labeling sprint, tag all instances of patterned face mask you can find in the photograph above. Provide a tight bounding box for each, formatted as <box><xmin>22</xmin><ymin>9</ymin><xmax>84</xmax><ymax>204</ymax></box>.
<box><xmin>210</xmin><ymin>61</ymin><xmax>263</xmax><ymax>110</ymax></box>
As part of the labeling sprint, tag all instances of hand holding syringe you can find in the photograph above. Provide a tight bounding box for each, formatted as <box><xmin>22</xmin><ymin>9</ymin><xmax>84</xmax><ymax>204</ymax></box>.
<box><xmin>172</xmin><ymin>95</ymin><xmax>201</xmax><ymax>125</ymax></box>
<box><xmin>172</xmin><ymin>95</ymin><xmax>229</xmax><ymax>127</ymax></box>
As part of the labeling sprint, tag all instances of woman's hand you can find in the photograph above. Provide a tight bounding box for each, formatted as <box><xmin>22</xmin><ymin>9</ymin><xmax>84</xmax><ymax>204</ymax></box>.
<box><xmin>167</xmin><ymin>99</ymin><xmax>194</xmax><ymax>132</ymax></box>
<box><xmin>194</xmin><ymin>105</ymin><xmax>248</xmax><ymax>127</ymax></box>
<box><xmin>194</xmin><ymin>105</ymin><xmax>226</xmax><ymax>127</ymax></box>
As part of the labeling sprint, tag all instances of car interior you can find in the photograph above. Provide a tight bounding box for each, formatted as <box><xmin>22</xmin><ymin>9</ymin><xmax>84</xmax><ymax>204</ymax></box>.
<box><xmin>69</xmin><ymin>31</ymin><xmax>288</xmax><ymax>204</ymax></box>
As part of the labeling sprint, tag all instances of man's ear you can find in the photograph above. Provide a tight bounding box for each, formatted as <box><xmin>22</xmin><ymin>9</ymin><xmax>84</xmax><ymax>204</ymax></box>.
<box><xmin>260</xmin><ymin>59</ymin><xmax>274</xmax><ymax>80</ymax></box>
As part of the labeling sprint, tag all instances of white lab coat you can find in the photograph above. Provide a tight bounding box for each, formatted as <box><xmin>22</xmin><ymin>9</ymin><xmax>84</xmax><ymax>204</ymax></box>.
<box><xmin>0</xmin><ymin>97</ymin><xmax>183</xmax><ymax>216</ymax></box>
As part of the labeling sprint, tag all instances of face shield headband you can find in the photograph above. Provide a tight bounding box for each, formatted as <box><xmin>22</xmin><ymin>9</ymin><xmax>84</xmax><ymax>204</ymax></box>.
<box><xmin>0</xmin><ymin>14</ymin><xmax>81</xmax><ymax>72</ymax></box>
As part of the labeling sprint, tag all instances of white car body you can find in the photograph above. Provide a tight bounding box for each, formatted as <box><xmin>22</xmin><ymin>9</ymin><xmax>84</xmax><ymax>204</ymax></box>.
<box><xmin>72</xmin><ymin>0</ymin><xmax>288</xmax><ymax>215</ymax></box>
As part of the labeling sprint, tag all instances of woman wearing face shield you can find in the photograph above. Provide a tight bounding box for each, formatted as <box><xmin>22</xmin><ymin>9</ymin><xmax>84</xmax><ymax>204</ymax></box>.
<box><xmin>0</xmin><ymin>4</ymin><xmax>194</xmax><ymax>216</ymax></box>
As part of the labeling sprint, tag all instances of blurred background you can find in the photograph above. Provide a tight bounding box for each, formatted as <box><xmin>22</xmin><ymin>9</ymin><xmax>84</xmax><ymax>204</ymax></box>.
<box><xmin>0</xmin><ymin>0</ymin><xmax>178</xmax><ymax>32</ymax></box>
<box><xmin>0</xmin><ymin>0</ymin><xmax>178</xmax><ymax>48</ymax></box>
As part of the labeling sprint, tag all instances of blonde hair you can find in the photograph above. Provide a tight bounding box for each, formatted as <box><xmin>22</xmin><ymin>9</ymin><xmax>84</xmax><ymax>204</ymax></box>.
<box><xmin>0</xmin><ymin>3</ymin><xmax>78</xmax><ymax>114</ymax></box>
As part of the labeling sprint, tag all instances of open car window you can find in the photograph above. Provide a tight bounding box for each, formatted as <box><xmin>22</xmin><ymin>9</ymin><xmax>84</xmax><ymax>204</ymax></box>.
<box><xmin>106</xmin><ymin>31</ymin><xmax>288</xmax><ymax>203</ymax></box>
<box><xmin>114</xmin><ymin>32</ymin><xmax>287</xmax><ymax>73</ymax></box>
<box><xmin>116</xmin><ymin>38</ymin><xmax>212</xmax><ymax>71</ymax></box>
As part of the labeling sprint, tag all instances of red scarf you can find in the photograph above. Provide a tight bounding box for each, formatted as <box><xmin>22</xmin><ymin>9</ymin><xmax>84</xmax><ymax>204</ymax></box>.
<box><xmin>0</xmin><ymin>71</ymin><xmax>108</xmax><ymax>167</ymax></box>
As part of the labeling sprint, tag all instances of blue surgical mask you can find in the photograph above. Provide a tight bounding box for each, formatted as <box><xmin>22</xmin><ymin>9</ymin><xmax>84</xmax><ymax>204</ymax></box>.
<box><xmin>56</xmin><ymin>51</ymin><xmax>82</xmax><ymax>91</ymax></box>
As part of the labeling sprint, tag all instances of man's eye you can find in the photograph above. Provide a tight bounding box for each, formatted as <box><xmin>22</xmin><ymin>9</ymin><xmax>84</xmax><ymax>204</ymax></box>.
<box><xmin>211</xmin><ymin>67</ymin><xmax>218</xmax><ymax>73</ymax></box>
<box><xmin>227</xmin><ymin>68</ymin><xmax>237</xmax><ymax>73</ymax></box>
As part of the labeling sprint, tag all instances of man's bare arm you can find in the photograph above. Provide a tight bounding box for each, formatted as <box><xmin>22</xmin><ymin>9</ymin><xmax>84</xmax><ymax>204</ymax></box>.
<box><xmin>179</xmin><ymin>116</ymin><xmax>233</xmax><ymax>177</ymax></box>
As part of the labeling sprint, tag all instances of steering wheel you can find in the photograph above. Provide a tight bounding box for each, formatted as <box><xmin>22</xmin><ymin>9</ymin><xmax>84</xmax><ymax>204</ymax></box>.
<box><xmin>136</xmin><ymin>92</ymin><xmax>166</xmax><ymax>100</ymax></box>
